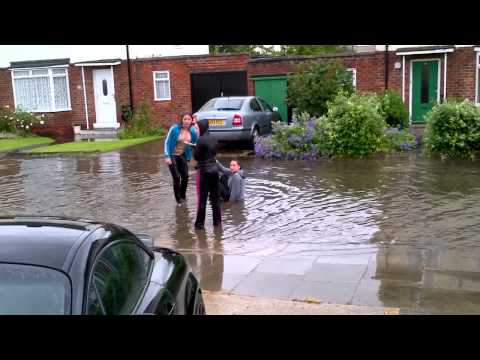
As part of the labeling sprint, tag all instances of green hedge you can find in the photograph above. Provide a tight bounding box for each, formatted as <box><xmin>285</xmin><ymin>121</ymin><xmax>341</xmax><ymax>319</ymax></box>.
<box><xmin>322</xmin><ymin>92</ymin><xmax>387</xmax><ymax>157</ymax></box>
<box><xmin>379</xmin><ymin>90</ymin><xmax>409</xmax><ymax>129</ymax></box>
<box><xmin>424</xmin><ymin>100</ymin><xmax>480</xmax><ymax>159</ymax></box>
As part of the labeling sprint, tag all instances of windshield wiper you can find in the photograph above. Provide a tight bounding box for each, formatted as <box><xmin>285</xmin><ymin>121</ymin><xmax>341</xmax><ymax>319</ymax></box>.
<box><xmin>216</xmin><ymin>108</ymin><xmax>238</xmax><ymax>111</ymax></box>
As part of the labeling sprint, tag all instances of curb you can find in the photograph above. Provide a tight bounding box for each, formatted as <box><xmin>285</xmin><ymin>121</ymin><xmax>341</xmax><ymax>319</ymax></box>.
<box><xmin>203</xmin><ymin>291</ymin><xmax>400</xmax><ymax>315</ymax></box>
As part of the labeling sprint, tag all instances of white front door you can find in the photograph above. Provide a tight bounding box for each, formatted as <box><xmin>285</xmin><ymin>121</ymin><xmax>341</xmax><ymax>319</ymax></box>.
<box><xmin>93</xmin><ymin>68</ymin><xmax>118</xmax><ymax>129</ymax></box>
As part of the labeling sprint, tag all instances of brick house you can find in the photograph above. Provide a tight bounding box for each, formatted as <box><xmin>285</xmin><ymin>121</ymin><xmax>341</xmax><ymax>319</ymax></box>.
<box><xmin>0</xmin><ymin>45</ymin><xmax>479</xmax><ymax>139</ymax></box>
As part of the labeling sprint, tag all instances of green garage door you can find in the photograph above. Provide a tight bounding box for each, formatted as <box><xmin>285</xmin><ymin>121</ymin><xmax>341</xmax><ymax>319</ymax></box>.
<box><xmin>252</xmin><ymin>75</ymin><xmax>288</xmax><ymax>122</ymax></box>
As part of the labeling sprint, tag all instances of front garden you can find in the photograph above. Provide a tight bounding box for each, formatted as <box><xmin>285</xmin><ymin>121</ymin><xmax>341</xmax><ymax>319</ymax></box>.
<box><xmin>5</xmin><ymin>100</ymin><xmax>165</xmax><ymax>154</ymax></box>
<box><xmin>27</xmin><ymin>136</ymin><xmax>162</xmax><ymax>154</ymax></box>
<box><xmin>0</xmin><ymin>106</ymin><xmax>54</xmax><ymax>152</ymax></box>
<box><xmin>29</xmin><ymin>101</ymin><xmax>165</xmax><ymax>154</ymax></box>
<box><xmin>254</xmin><ymin>59</ymin><xmax>479</xmax><ymax>160</ymax></box>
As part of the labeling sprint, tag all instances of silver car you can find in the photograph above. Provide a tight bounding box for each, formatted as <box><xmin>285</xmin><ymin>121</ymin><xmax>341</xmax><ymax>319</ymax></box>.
<box><xmin>193</xmin><ymin>96</ymin><xmax>281</xmax><ymax>143</ymax></box>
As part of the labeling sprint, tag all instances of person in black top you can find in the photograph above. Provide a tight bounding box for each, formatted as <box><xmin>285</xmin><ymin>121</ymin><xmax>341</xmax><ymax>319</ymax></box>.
<box><xmin>193</xmin><ymin>119</ymin><xmax>221</xmax><ymax>230</ymax></box>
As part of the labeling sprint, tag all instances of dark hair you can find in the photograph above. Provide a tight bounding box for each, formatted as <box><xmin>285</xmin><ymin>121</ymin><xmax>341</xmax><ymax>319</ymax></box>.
<box><xmin>231</xmin><ymin>159</ymin><xmax>241</xmax><ymax>169</ymax></box>
<box><xmin>178</xmin><ymin>113</ymin><xmax>192</xmax><ymax>126</ymax></box>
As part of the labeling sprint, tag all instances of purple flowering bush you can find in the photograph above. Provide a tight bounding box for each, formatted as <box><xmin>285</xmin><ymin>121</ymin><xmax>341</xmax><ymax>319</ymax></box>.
<box><xmin>382</xmin><ymin>127</ymin><xmax>418</xmax><ymax>152</ymax></box>
<box><xmin>254</xmin><ymin>111</ymin><xmax>328</xmax><ymax>160</ymax></box>
<box><xmin>255</xmin><ymin>93</ymin><xmax>419</xmax><ymax>160</ymax></box>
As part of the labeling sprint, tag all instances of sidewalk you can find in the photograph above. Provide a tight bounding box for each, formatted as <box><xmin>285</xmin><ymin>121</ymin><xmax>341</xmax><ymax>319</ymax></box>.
<box><xmin>203</xmin><ymin>291</ymin><xmax>400</xmax><ymax>315</ymax></box>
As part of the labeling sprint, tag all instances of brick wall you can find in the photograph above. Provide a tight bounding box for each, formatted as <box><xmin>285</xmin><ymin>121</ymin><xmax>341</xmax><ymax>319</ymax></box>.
<box><xmin>247</xmin><ymin>52</ymin><xmax>390</xmax><ymax>95</ymax></box>
<box><xmin>0</xmin><ymin>68</ymin><xmax>14</xmax><ymax>108</ymax></box>
<box><xmin>247</xmin><ymin>48</ymin><xmax>478</xmax><ymax>119</ymax></box>
<box><xmin>130</xmin><ymin>53</ymin><xmax>250</xmax><ymax>129</ymax></box>
<box><xmin>0</xmin><ymin>49</ymin><xmax>478</xmax><ymax>139</ymax></box>
<box><xmin>444</xmin><ymin>47</ymin><xmax>477</xmax><ymax>101</ymax></box>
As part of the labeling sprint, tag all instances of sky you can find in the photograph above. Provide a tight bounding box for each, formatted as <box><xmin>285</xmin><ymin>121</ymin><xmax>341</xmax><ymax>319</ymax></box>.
<box><xmin>0</xmin><ymin>45</ymin><xmax>210</xmax><ymax>68</ymax></box>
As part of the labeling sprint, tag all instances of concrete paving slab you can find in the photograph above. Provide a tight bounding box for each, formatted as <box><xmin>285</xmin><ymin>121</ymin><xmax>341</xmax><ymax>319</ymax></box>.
<box><xmin>291</xmin><ymin>281</ymin><xmax>358</xmax><ymax>304</ymax></box>
<box><xmin>304</xmin><ymin>263</ymin><xmax>367</xmax><ymax>283</ymax></box>
<box><xmin>255</xmin><ymin>258</ymin><xmax>315</xmax><ymax>275</ymax></box>
<box><xmin>232</xmin><ymin>272</ymin><xmax>303</xmax><ymax>299</ymax></box>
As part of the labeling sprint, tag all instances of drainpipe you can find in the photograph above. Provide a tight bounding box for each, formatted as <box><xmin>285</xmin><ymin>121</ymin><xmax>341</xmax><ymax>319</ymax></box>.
<box><xmin>126</xmin><ymin>45</ymin><xmax>134</xmax><ymax>113</ymax></box>
<box><xmin>81</xmin><ymin>66</ymin><xmax>89</xmax><ymax>130</ymax></box>
<box><xmin>384</xmin><ymin>45</ymin><xmax>389</xmax><ymax>91</ymax></box>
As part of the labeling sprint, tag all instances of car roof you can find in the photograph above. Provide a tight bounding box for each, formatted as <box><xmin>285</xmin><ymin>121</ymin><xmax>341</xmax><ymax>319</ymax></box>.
<box><xmin>0</xmin><ymin>216</ymin><xmax>104</xmax><ymax>271</ymax></box>
<box><xmin>211</xmin><ymin>96</ymin><xmax>255</xmax><ymax>101</ymax></box>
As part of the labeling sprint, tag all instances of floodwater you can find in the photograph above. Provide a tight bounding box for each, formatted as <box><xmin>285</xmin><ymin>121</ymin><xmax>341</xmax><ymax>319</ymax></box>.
<box><xmin>1</xmin><ymin>139</ymin><xmax>480</xmax><ymax>314</ymax></box>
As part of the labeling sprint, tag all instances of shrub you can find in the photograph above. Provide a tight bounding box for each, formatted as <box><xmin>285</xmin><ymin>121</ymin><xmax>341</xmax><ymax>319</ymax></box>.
<box><xmin>118</xmin><ymin>101</ymin><xmax>165</xmax><ymax>139</ymax></box>
<box><xmin>383</xmin><ymin>127</ymin><xmax>418</xmax><ymax>152</ymax></box>
<box><xmin>379</xmin><ymin>90</ymin><xmax>409</xmax><ymax>129</ymax></box>
<box><xmin>287</xmin><ymin>60</ymin><xmax>354</xmax><ymax>117</ymax></box>
<box><xmin>424</xmin><ymin>99</ymin><xmax>480</xmax><ymax>159</ymax></box>
<box><xmin>0</xmin><ymin>106</ymin><xmax>43</xmax><ymax>136</ymax></box>
<box><xmin>254</xmin><ymin>113</ymin><xmax>326</xmax><ymax>160</ymax></box>
<box><xmin>322</xmin><ymin>92</ymin><xmax>386</xmax><ymax>157</ymax></box>
<box><xmin>121</xmin><ymin>104</ymin><xmax>133</xmax><ymax>122</ymax></box>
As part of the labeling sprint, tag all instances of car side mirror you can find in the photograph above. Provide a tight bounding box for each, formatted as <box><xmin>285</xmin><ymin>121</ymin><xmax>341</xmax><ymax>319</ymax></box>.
<box><xmin>272</xmin><ymin>106</ymin><xmax>278</xmax><ymax>112</ymax></box>
<box><xmin>136</xmin><ymin>233</ymin><xmax>154</xmax><ymax>248</ymax></box>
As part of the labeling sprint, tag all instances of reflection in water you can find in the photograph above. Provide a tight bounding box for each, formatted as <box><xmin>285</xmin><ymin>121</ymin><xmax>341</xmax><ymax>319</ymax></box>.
<box><xmin>1</xmin><ymin>140</ymin><xmax>480</xmax><ymax>312</ymax></box>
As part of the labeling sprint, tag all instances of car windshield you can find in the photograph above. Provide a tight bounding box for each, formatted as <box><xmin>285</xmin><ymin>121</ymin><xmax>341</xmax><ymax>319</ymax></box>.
<box><xmin>200</xmin><ymin>98</ymin><xmax>244</xmax><ymax>111</ymax></box>
<box><xmin>0</xmin><ymin>263</ymin><xmax>71</xmax><ymax>315</ymax></box>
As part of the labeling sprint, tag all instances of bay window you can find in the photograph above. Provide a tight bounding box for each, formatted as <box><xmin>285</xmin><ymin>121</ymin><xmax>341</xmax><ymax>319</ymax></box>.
<box><xmin>11</xmin><ymin>67</ymin><xmax>71</xmax><ymax>112</ymax></box>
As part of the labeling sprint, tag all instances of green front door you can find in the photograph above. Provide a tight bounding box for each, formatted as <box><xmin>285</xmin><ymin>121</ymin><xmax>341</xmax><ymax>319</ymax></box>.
<box><xmin>252</xmin><ymin>76</ymin><xmax>288</xmax><ymax>122</ymax></box>
<box><xmin>411</xmin><ymin>60</ymin><xmax>439</xmax><ymax>123</ymax></box>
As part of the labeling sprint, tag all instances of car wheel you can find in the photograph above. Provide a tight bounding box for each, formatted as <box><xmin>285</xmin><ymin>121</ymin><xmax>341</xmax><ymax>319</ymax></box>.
<box><xmin>251</xmin><ymin>127</ymin><xmax>260</xmax><ymax>147</ymax></box>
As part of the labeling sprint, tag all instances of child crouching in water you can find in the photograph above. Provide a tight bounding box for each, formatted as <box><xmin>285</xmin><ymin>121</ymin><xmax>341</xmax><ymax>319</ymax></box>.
<box><xmin>217</xmin><ymin>159</ymin><xmax>245</xmax><ymax>202</ymax></box>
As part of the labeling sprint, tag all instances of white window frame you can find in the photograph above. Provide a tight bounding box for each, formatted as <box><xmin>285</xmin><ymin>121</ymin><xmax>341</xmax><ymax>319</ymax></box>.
<box><xmin>347</xmin><ymin>68</ymin><xmax>357</xmax><ymax>89</ymax></box>
<box><xmin>10</xmin><ymin>65</ymin><xmax>71</xmax><ymax>113</ymax></box>
<box><xmin>153</xmin><ymin>71</ymin><xmax>171</xmax><ymax>101</ymax></box>
<box><xmin>476</xmin><ymin>50</ymin><xmax>480</xmax><ymax>105</ymax></box>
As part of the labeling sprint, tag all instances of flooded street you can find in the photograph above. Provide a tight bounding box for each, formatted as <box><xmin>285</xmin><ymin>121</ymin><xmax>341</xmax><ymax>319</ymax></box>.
<box><xmin>1</xmin><ymin>139</ymin><xmax>480</xmax><ymax>314</ymax></box>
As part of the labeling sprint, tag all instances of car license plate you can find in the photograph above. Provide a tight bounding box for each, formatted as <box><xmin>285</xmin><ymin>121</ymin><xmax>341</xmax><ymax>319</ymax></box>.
<box><xmin>208</xmin><ymin>119</ymin><xmax>225</xmax><ymax>126</ymax></box>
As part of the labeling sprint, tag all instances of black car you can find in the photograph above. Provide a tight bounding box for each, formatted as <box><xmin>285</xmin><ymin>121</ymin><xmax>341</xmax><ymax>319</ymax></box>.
<box><xmin>0</xmin><ymin>216</ymin><xmax>205</xmax><ymax>315</ymax></box>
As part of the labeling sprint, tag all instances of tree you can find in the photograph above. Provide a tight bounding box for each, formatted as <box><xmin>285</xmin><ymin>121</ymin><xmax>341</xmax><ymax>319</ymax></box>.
<box><xmin>209</xmin><ymin>45</ymin><xmax>276</xmax><ymax>55</ymax></box>
<box><xmin>208</xmin><ymin>45</ymin><xmax>351</xmax><ymax>56</ymax></box>
<box><xmin>287</xmin><ymin>59</ymin><xmax>354</xmax><ymax>117</ymax></box>
<box><xmin>278</xmin><ymin>45</ymin><xmax>350</xmax><ymax>56</ymax></box>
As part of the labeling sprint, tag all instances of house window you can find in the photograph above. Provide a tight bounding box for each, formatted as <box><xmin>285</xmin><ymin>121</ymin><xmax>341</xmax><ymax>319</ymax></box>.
<box><xmin>11</xmin><ymin>67</ymin><xmax>71</xmax><ymax>112</ymax></box>
<box><xmin>347</xmin><ymin>68</ymin><xmax>357</xmax><ymax>89</ymax></box>
<box><xmin>153</xmin><ymin>71</ymin><xmax>171</xmax><ymax>101</ymax></box>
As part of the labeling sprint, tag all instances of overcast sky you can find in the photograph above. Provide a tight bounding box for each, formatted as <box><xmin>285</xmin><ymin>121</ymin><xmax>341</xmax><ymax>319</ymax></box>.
<box><xmin>0</xmin><ymin>45</ymin><xmax>210</xmax><ymax>67</ymax></box>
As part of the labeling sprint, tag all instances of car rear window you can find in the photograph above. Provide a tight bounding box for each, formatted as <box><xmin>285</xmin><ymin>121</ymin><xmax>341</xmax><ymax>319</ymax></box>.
<box><xmin>0</xmin><ymin>263</ymin><xmax>71</xmax><ymax>315</ymax></box>
<box><xmin>200</xmin><ymin>98</ymin><xmax>244</xmax><ymax>111</ymax></box>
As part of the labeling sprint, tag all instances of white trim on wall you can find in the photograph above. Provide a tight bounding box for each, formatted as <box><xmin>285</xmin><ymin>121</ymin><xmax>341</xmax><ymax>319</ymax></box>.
<box><xmin>476</xmin><ymin>52</ymin><xmax>479</xmax><ymax>105</ymax></box>
<box><xmin>409</xmin><ymin>58</ymin><xmax>441</xmax><ymax>123</ymax></box>
<box><xmin>444</xmin><ymin>53</ymin><xmax>447</xmax><ymax>100</ymax></box>
<box><xmin>81</xmin><ymin>66</ymin><xmax>89</xmax><ymax>129</ymax></box>
<box><xmin>402</xmin><ymin>55</ymin><xmax>405</xmax><ymax>103</ymax></box>
<box><xmin>397</xmin><ymin>49</ymin><xmax>454</xmax><ymax>56</ymax></box>
<box><xmin>74</xmin><ymin>62</ymin><xmax>121</xmax><ymax>67</ymax></box>
<box><xmin>153</xmin><ymin>71</ymin><xmax>171</xmax><ymax>101</ymax></box>
<box><xmin>347</xmin><ymin>68</ymin><xmax>357</xmax><ymax>89</ymax></box>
